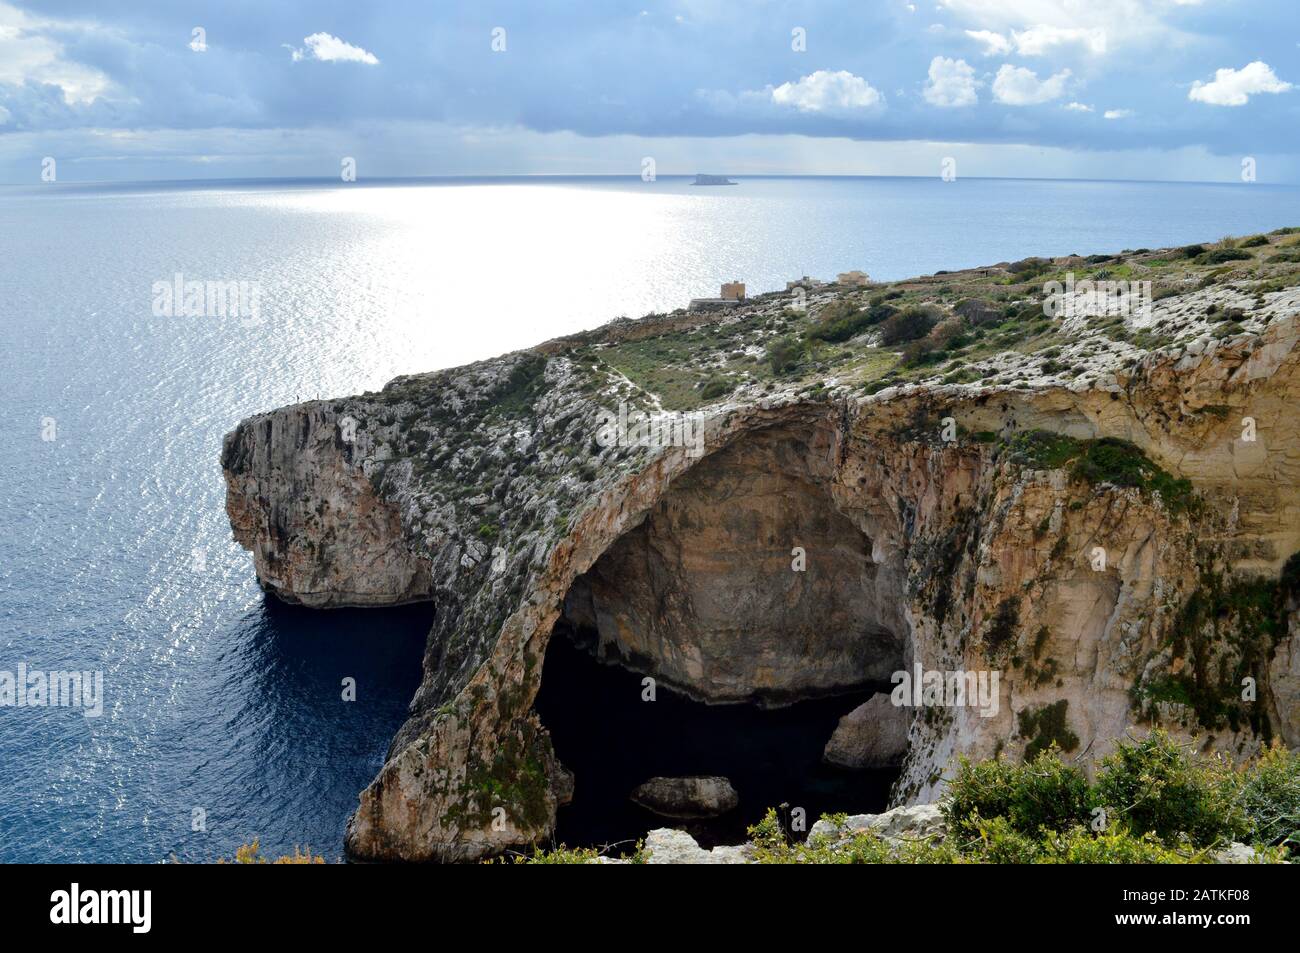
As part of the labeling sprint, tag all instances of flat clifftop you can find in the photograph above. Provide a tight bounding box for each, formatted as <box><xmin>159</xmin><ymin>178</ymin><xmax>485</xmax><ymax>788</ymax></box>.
<box><xmin>222</xmin><ymin>230</ymin><xmax>1300</xmax><ymax>862</ymax></box>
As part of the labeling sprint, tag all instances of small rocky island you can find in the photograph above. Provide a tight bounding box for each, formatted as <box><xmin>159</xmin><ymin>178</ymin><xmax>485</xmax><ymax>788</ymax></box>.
<box><xmin>223</xmin><ymin>233</ymin><xmax>1300</xmax><ymax>862</ymax></box>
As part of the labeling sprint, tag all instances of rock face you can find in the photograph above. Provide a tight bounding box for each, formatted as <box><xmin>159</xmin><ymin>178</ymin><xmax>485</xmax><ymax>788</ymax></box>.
<box><xmin>630</xmin><ymin>776</ymin><xmax>739</xmax><ymax>819</ymax></box>
<box><xmin>823</xmin><ymin>694</ymin><xmax>913</xmax><ymax>768</ymax></box>
<box><xmin>808</xmin><ymin>803</ymin><xmax>946</xmax><ymax>845</ymax></box>
<box><xmin>563</xmin><ymin>418</ymin><xmax>908</xmax><ymax>704</ymax></box>
<box><xmin>642</xmin><ymin>828</ymin><xmax>753</xmax><ymax>864</ymax></box>
<box><xmin>221</xmin><ymin>404</ymin><xmax>433</xmax><ymax>608</ymax></box>
<box><xmin>221</xmin><ymin>239</ymin><xmax>1300</xmax><ymax>862</ymax></box>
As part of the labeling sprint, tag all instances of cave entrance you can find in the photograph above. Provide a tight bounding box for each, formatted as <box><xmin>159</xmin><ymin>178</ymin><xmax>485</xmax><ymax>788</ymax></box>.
<box><xmin>535</xmin><ymin>623</ymin><xmax>899</xmax><ymax>848</ymax></box>
<box><xmin>534</xmin><ymin>420</ymin><xmax>910</xmax><ymax>848</ymax></box>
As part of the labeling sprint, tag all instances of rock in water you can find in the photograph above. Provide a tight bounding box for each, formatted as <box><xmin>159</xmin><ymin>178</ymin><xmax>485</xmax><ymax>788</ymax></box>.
<box><xmin>823</xmin><ymin>694</ymin><xmax>912</xmax><ymax>768</ymax></box>
<box><xmin>631</xmin><ymin>776</ymin><xmax>739</xmax><ymax>819</ymax></box>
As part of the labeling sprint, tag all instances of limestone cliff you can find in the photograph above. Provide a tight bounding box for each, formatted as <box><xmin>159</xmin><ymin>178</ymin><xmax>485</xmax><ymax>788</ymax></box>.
<box><xmin>222</xmin><ymin>234</ymin><xmax>1300</xmax><ymax>861</ymax></box>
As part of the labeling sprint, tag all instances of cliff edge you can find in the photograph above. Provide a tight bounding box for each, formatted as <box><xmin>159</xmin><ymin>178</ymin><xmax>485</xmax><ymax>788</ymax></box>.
<box><xmin>223</xmin><ymin>233</ymin><xmax>1300</xmax><ymax>861</ymax></box>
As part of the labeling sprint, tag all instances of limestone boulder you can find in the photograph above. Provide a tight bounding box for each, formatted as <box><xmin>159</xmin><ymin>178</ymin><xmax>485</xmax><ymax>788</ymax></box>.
<box><xmin>631</xmin><ymin>775</ymin><xmax>739</xmax><ymax>819</ymax></box>
<box><xmin>823</xmin><ymin>694</ymin><xmax>912</xmax><ymax>768</ymax></box>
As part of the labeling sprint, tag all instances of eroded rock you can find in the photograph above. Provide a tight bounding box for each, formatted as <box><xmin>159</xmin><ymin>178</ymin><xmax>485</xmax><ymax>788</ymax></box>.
<box><xmin>630</xmin><ymin>776</ymin><xmax>739</xmax><ymax>819</ymax></box>
<box><xmin>823</xmin><ymin>694</ymin><xmax>913</xmax><ymax>768</ymax></box>
<box><xmin>643</xmin><ymin>828</ymin><xmax>753</xmax><ymax>864</ymax></box>
<box><xmin>221</xmin><ymin>241</ymin><xmax>1300</xmax><ymax>862</ymax></box>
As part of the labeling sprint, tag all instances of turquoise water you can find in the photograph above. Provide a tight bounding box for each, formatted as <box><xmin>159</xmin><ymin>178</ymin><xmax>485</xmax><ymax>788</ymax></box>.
<box><xmin>1</xmin><ymin>175</ymin><xmax>1297</xmax><ymax>862</ymax></box>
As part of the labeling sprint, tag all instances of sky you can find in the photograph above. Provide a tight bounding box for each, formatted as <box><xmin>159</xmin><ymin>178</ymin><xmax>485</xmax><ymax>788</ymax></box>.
<box><xmin>0</xmin><ymin>0</ymin><xmax>1297</xmax><ymax>184</ymax></box>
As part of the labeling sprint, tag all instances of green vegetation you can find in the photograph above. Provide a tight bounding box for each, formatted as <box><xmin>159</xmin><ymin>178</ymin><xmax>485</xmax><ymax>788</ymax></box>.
<box><xmin>518</xmin><ymin>734</ymin><xmax>1297</xmax><ymax>864</ymax></box>
<box><xmin>806</xmin><ymin>298</ymin><xmax>874</xmax><ymax>343</ymax></box>
<box><xmin>765</xmin><ymin>334</ymin><xmax>806</xmax><ymax>375</ymax></box>
<box><xmin>492</xmin><ymin>353</ymin><xmax>549</xmax><ymax>416</ymax></box>
<box><xmin>1017</xmin><ymin>700</ymin><xmax>1080</xmax><ymax>760</ymax></box>
<box><xmin>945</xmin><ymin>746</ymin><xmax>1090</xmax><ymax>840</ymax></box>
<box><xmin>879</xmin><ymin>306</ymin><xmax>940</xmax><ymax>345</ymax></box>
<box><xmin>1000</xmin><ymin>430</ymin><xmax>1198</xmax><ymax>516</ymax></box>
<box><xmin>499</xmin><ymin>842</ymin><xmax>646</xmax><ymax>864</ymax></box>
<box><xmin>1198</xmin><ymin>248</ymin><xmax>1253</xmax><ymax>265</ymax></box>
<box><xmin>218</xmin><ymin>840</ymin><xmax>327</xmax><ymax>864</ymax></box>
<box><xmin>1141</xmin><ymin>559</ymin><xmax>1298</xmax><ymax>735</ymax></box>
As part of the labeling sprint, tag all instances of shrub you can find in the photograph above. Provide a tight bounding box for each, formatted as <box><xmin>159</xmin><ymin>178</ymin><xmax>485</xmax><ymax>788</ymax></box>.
<box><xmin>808</xmin><ymin>299</ymin><xmax>874</xmax><ymax>343</ymax></box>
<box><xmin>1069</xmin><ymin>438</ymin><xmax>1198</xmax><ymax>515</ymax></box>
<box><xmin>953</xmin><ymin>298</ymin><xmax>1002</xmax><ymax>326</ymax></box>
<box><xmin>944</xmin><ymin>748</ymin><xmax>1091</xmax><ymax>841</ymax></box>
<box><xmin>1235</xmin><ymin>743</ymin><xmax>1300</xmax><ymax>850</ymax></box>
<box><xmin>1198</xmin><ymin>248</ymin><xmax>1253</xmax><ymax>265</ymax></box>
<box><xmin>765</xmin><ymin>335</ymin><xmax>806</xmax><ymax>375</ymax></box>
<box><xmin>1094</xmin><ymin>730</ymin><xmax>1245</xmax><ymax>848</ymax></box>
<box><xmin>1007</xmin><ymin>257</ymin><xmax>1051</xmax><ymax>279</ymax></box>
<box><xmin>699</xmin><ymin>376</ymin><xmax>731</xmax><ymax>400</ymax></box>
<box><xmin>1239</xmin><ymin>234</ymin><xmax>1269</xmax><ymax>248</ymax></box>
<box><xmin>900</xmin><ymin>337</ymin><xmax>941</xmax><ymax>368</ymax></box>
<box><xmin>863</xmin><ymin>302</ymin><xmax>900</xmax><ymax>325</ymax></box>
<box><xmin>880</xmin><ymin>306</ymin><xmax>941</xmax><ymax>345</ymax></box>
<box><xmin>222</xmin><ymin>840</ymin><xmax>327</xmax><ymax>864</ymax></box>
<box><xmin>1037</xmin><ymin>826</ymin><xmax>1204</xmax><ymax>864</ymax></box>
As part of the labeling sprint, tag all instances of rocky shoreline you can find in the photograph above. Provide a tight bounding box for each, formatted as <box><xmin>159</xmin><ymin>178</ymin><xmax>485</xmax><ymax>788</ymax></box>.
<box><xmin>223</xmin><ymin>233</ymin><xmax>1300</xmax><ymax>862</ymax></box>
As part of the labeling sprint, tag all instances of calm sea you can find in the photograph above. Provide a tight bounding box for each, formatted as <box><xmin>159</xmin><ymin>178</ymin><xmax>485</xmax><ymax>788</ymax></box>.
<box><xmin>1</xmin><ymin>175</ymin><xmax>1297</xmax><ymax>862</ymax></box>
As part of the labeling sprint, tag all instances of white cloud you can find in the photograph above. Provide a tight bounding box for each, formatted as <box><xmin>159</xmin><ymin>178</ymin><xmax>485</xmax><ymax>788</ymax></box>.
<box><xmin>1188</xmin><ymin>61</ymin><xmax>1291</xmax><ymax>106</ymax></box>
<box><xmin>286</xmin><ymin>32</ymin><xmax>379</xmax><ymax>65</ymax></box>
<box><xmin>992</xmin><ymin>64</ymin><xmax>1071</xmax><ymax>105</ymax></box>
<box><xmin>1012</xmin><ymin>25</ymin><xmax>1107</xmax><ymax>56</ymax></box>
<box><xmin>0</xmin><ymin>3</ymin><xmax>110</xmax><ymax>103</ymax></box>
<box><xmin>771</xmin><ymin>70</ymin><xmax>883</xmax><ymax>112</ymax></box>
<box><xmin>924</xmin><ymin>56</ymin><xmax>979</xmax><ymax>107</ymax></box>
<box><xmin>1103</xmin><ymin>108</ymin><xmax>1134</xmax><ymax>119</ymax></box>
<box><xmin>1064</xmin><ymin>101</ymin><xmax>1094</xmax><ymax>112</ymax></box>
<box><xmin>966</xmin><ymin>24</ymin><xmax>1105</xmax><ymax>57</ymax></box>
<box><xmin>965</xmin><ymin>29</ymin><xmax>1011</xmax><ymax>55</ymax></box>
<box><xmin>942</xmin><ymin>1</ymin><xmax>1191</xmax><ymax>52</ymax></box>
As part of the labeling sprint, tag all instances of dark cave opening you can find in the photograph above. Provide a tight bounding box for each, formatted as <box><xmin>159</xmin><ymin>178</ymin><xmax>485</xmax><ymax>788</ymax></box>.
<box><xmin>534</xmin><ymin>620</ymin><xmax>901</xmax><ymax>850</ymax></box>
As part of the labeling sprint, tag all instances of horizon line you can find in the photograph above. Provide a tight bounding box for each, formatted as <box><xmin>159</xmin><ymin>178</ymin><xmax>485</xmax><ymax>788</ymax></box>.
<box><xmin>2</xmin><ymin>171</ymin><xmax>1293</xmax><ymax>190</ymax></box>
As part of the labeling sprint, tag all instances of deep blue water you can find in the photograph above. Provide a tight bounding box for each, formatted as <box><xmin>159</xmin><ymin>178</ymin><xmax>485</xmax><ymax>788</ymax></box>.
<box><xmin>1</xmin><ymin>174</ymin><xmax>1298</xmax><ymax>862</ymax></box>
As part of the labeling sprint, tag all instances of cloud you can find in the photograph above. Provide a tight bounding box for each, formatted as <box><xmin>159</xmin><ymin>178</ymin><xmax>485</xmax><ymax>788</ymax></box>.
<box><xmin>965</xmin><ymin>30</ymin><xmax>1011</xmax><ymax>55</ymax></box>
<box><xmin>1188</xmin><ymin>61</ymin><xmax>1291</xmax><ymax>106</ymax></box>
<box><xmin>1064</xmin><ymin>101</ymin><xmax>1094</xmax><ymax>112</ymax></box>
<box><xmin>992</xmin><ymin>64</ymin><xmax>1071</xmax><ymax>105</ymax></box>
<box><xmin>924</xmin><ymin>57</ymin><xmax>979</xmax><ymax>107</ymax></box>
<box><xmin>1103</xmin><ymin>108</ymin><xmax>1134</xmax><ymax>119</ymax></box>
<box><xmin>771</xmin><ymin>70</ymin><xmax>883</xmax><ymax>112</ymax></box>
<box><xmin>1012</xmin><ymin>25</ymin><xmax>1107</xmax><ymax>56</ymax></box>
<box><xmin>286</xmin><ymin>32</ymin><xmax>379</xmax><ymax>65</ymax></box>
<box><xmin>966</xmin><ymin>25</ymin><xmax>1105</xmax><ymax>57</ymax></box>
<box><xmin>0</xmin><ymin>3</ymin><xmax>110</xmax><ymax>103</ymax></box>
